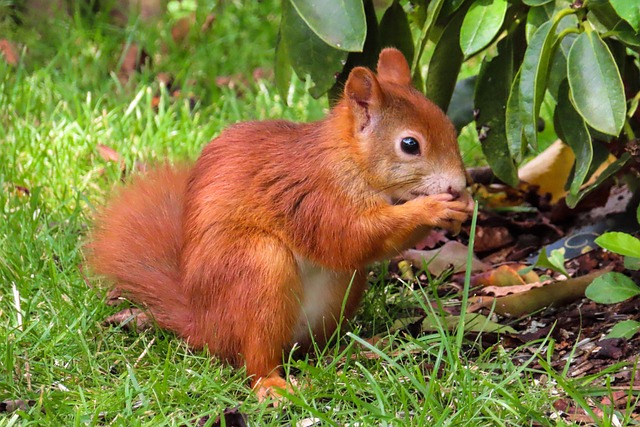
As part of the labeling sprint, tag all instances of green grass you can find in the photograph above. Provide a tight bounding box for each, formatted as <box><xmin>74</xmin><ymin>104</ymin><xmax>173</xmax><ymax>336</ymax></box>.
<box><xmin>0</xmin><ymin>1</ymin><xmax>634</xmax><ymax>425</ymax></box>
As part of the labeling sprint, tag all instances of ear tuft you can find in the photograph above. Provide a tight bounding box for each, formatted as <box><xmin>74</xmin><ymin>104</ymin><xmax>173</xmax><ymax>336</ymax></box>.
<box><xmin>376</xmin><ymin>48</ymin><xmax>411</xmax><ymax>86</ymax></box>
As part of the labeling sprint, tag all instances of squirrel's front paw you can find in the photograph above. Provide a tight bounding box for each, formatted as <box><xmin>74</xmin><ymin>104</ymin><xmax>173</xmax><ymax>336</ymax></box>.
<box><xmin>414</xmin><ymin>193</ymin><xmax>473</xmax><ymax>229</ymax></box>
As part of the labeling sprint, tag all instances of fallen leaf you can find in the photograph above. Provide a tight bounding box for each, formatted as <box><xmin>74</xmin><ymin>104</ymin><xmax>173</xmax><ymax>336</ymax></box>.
<box><xmin>471</xmin><ymin>264</ymin><xmax>528</xmax><ymax>288</ymax></box>
<box><xmin>468</xmin><ymin>269</ymin><xmax>610</xmax><ymax>317</ymax></box>
<box><xmin>518</xmin><ymin>140</ymin><xmax>575</xmax><ymax>203</ymax></box>
<box><xmin>0</xmin><ymin>39</ymin><xmax>19</xmax><ymax>66</ymax></box>
<box><xmin>0</xmin><ymin>399</ymin><xmax>36</xmax><ymax>413</ymax></box>
<box><xmin>118</xmin><ymin>43</ymin><xmax>151</xmax><ymax>85</ymax></box>
<box><xmin>403</xmin><ymin>241</ymin><xmax>490</xmax><ymax>276</ymax></box>
<box><xmin>414</xmin><ymin>229</ymin><xmax>449</xmax><ymax>250</ymax></box>
<box><xmin>201</xmin><ymin>14</ymin><xmax>216</xmax><ymax>32</ymax></box>
<box><xmin>474</xmin><ymin>225</ymin><xmax>514</xmax><ymax>252</ymax></box>
<box><xmin>102</xmin><ymin>308</ymin><xmax>152</xmax><ymax>332</ymax></box>
<box><xmin>171</xmin><ymin>14</ymin><xmax>195</xmax><ymax>43</ymax></box>
<box><xmin>97</xmin><ymin>144</ymin><xmax>122</xmax><ymax>163</ymax></box>
<box><xmin>481</xmin><ymin>281</ymin><xmax>550</xmax><ymax>297</ymax></box>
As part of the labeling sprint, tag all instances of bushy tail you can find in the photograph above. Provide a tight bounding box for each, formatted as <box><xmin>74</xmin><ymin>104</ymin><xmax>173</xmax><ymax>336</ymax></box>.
<box><xmin>87</xmin><ymin>164</ymin><xmax>193</xmax><ymax>336</ymax></box>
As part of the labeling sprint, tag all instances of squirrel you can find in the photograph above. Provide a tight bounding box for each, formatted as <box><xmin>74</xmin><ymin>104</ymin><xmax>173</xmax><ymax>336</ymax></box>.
<box><xmin>87</xmin><ymin>48</ymin><xmax>472</xmax><ymax>400</ymax></box>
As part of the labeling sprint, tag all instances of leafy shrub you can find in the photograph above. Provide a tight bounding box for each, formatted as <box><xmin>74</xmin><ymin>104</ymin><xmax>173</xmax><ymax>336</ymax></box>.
<box><xmin>275</xmin><ymin>0</ymin><xmax>639</xmax><ymax>204</ymax></box>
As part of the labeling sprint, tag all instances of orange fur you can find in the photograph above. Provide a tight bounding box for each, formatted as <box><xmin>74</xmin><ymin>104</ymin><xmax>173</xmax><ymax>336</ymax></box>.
<box><xmin>87</xmin><ymin>48</ymin><xmax>471</xmax><ymax>394</ymax></box>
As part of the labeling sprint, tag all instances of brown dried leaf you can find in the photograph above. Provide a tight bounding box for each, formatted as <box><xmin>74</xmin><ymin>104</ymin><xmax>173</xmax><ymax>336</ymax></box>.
<box><xmin>468</xmin><ymin>269</ymin><xmax>610</xmax><ymax>317</ymax></box>
<box><xmin>474</xmin><ymin>225</ymin><xmax>514</xmax><ymax>252</ymax></box>
<box><xmin>415</xmin><ymin>229</ymin><xmax>449</xmax><ymax>250</ymax></box>
<box><xmin>481</xmin><ymin>281</ymin><xmax>550</xmax><ymax>297</ymax></box>
<box><xmin>0</xmin><ymin>40</ymin><xmax>19</xmax><ymax>66</ymax></box>
<box><xmin>403</xmin><ymin>241</ymin><xmax>489</xmax><ymax>276</ymax></box>
<box><xmin>118</xmin><ymin>43</ymin><xmax>150</xmax><ymax>85</ymax></box>
<box><xmin>471</xmin><ymin>264</ymin><xmax>527</xmax><ymax>288</ymax></box>
<box><xmin>97</xmin><ymin>144</ymin><xmax>122</xmax><ymax>163</ymax></box>
<box><xmin>0</xmin><ymin>399</ymin><xmax>36</xmax><ymax>413</ymax></box>
<box><xmin>102</xmin><ymin>308</ymin><xmax>152</xmax><ymax>332</ymax></box>
<box><xmin>171</xmin><ymin>14</ymin><xmax>195</xmax><ymax>43</ymax></box>
<box><xmin>201</xmin><ymin>14</ymin><xmax>216</xmax><ymax>32</ymax></box>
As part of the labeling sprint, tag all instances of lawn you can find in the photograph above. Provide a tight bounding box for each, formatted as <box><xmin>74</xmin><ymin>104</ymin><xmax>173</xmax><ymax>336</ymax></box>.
<box><xmin>0</xmin><ymin>1</ymin><xmax>632</xmax><ymax>425</ymax></box>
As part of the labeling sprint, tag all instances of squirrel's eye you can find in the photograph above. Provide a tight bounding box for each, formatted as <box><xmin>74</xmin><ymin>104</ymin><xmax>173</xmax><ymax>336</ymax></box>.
<box><xmin>400</xmin><ymin>137</ymin><xmax>420</xmax><ymax>155</ymax></box>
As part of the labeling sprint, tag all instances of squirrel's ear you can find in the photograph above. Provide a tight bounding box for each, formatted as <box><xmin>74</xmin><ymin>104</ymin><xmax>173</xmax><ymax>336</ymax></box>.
<box><xmin>344</xmin><ymin>67</ymin><xmax>383</xmax><ymax>130</ymax></box>
<box><xmin>376</xmin><ymin>48</ymin><xmax>411</xmax><ymax>86</ymax></box>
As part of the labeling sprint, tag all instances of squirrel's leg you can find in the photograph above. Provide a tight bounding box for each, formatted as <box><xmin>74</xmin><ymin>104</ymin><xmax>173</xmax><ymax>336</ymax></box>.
<box><xmin>235</xmin><ymin>236</ymin><xmax>301</xmax><ymax>401</ymax></box>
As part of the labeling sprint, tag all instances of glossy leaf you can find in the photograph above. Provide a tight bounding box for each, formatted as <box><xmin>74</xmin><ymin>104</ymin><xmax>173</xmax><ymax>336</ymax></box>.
<box><xmin>535</xmin><ymin>248</ymin><xmax>569</xmax><ymax>276</ymax></box>
<box><xmin>607</xmin><ymin>320</ymin><xmax>640</xmax><ymax>340</ymax></box>
<box><xmin>566</xmin><ymin>153</ymin><xmax>630</xmax><ymax>207</ymax></box>
<box><xmin>425</xmin><ymin>8</ymin><xmax>465</xmax><ymax>111</ymax></box>
<box><xmin>379</xmin><ymin>0</ymin><xmax>414</xmax><ymax>64</ymax></box>
<box><xmin>588</xmin><ymin>0</ymin><xmax>640</xmax><ymax>47</ymax></box>
<box><xmin>586</xmin><ymin>272</ymin><xmax>640</xmax><ymax>304</ymax></box>
<box><xmin>624</xmin><ymin>257</ymin><xmax>640</xmax><ymax>271</ymax></box>
<box><xmin>289</xmin><ymin>0</ymin><xmax>366</xmax><ymax>51</ymax></box>
<box><xmin>506</xmin><ymin>68</ymin><xmax>525</xmax><ymax>160</ymax></box>
<box><xmin>610</xmin><ymin>0</ymin><xmax>640</xmax><ymax>32</ymax></box>
<box><xmin>281</xmin><ymin>0</ymin><xmax>348</xmax><ymax>98</ymax></box>
<box><xmin>274</xmin><ymin>29</ymin><xmax>292</xmax><ymax>101</ymax></box>
<box><xmin>522</xmin><ymin>0</ymin><xmax>553</xmax><ymax>5</ymax></box>
<box><xmin>519</xmin><ymin>20</ymin><xmax>556</xmax><ymax>149</ymax></box>
<box><xmin>567</xmin><ymin>31</ymin><xmax>626</xmax><ymax>136</ymax></box>
<box><xmin>525</xmin><ymin>2</ymin><xmax>554</xmax><ymax>42</ymax></box>
<box><xmin>460</xmin><ymin>0</ymin><xmax>508</xmax><ymax>57</ymax></box>
<box><xmin>328</xmin><ymin>0</ymin><xmax>380</xmax><ymax>104</ymax></box>
<box><xmin>474</xmin><ymin>37</ymin><xmax>519</xmax><ymax>186</ymax></box>
<box><xmin>553</xmin><ymin>80</ymin><xmax>592</xmax><ymax>196</ymax></box>
<box><xmin>412</xmin><ymin>0</ymin><xmax>445</xmax><ymax>78</ymax></box>
<box><xmin>595</xmin><ymin>232</ymin><xmax>640</xmax><ymax>258</ymax></box>
<box><xmin>447</xmin><ymin>76</ymin><xmax>477</xmax><ymax>132</ymax></box>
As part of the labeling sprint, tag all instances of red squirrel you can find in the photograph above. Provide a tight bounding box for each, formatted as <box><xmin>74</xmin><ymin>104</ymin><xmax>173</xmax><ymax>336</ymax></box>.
<box><xmin>88</xmin><ymin>48</ymin><xmax>471</xmax><ymax>399</ymax></box>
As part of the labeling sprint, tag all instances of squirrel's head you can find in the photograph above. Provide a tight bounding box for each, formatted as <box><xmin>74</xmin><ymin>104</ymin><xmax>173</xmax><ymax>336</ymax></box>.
<box><xmin>341</xmin><ymin>48</ymin><xmax>468</xmax><ymax>205</ymax></box>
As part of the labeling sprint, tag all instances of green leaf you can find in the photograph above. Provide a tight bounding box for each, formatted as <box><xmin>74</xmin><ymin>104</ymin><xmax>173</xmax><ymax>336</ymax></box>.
<box><xmin>637</xmin><ymin>202</ymin><xmax>640</xmax><ymax>224</ymax></box>
<box><xmin>274</xmin><ymin>29</ymin><xmax>292</xmax><ymax>101</ymax></box>
<box><xmin>588</xmin><ymin>0</ymin><xmax>640</xmax><ymax>47</ymax></box>
<box><xmin>523</xmin><ymin>0</ymin><xmax>554</xmax><ymax>5</ymax></box>
<box><xmin>535</xmin><ymin>248</ymin><xmax>569</xmax><ymax>276</ymax></box>
<box><xmin>624</xmin><ymin>257</ymin><xmax>640</xmax><ymax>271</ymax></box>
<box><xmin>447</xmin><ymin>76</ymin><xmax>477</xmax><ymax>132</ymax></box>
<box><xmin>506</xmin><ymin>68</ymin><xmax>526</xmax><ymax>161</ymax></box>
<box><xmin>412</xmin><ymin>0</ymin><xmax>445</xmax><ymax>79</ymax></box>
<box><xmin>328</xmin><ymin>0</ymin><xmax>380</xmax><ymax>104</ymax></box>
<box><xmin>525</xmin><ymin>2</ymin><xmax>555</xmax><ymax>42</ymax></box>
<box><xmin>281</xmin><ymin>0</ymin><xmax>348</xmax><ymax>98</ymax></box>
<box><xmin>566</xmin><ymin>153</ymin><xmax>630</xmax><ymax>207</ymax></box>
<box><xmin>474</xmin><ymin>37</ymin><xmax>519</xmax><ymax>186</ymax></box>
<box><xmin>379</xmin><ymin>0</ymin><xmax>414</xmax><ymax>64</ymax></box>
<box><xmin>289</xmin><ymin>0</ymin><xmax>366</xmax><ymax>51</ymax></box>
<box><xmin>425</xmin><ymin>7</ymin><xmax>465</xmax><ymax>112</ymax></box>
<box><xmin>519</xmin><ymin>19</ymin><xmax>557</xmax><ymax>149</ymax></box>
<box><xmin>567</xmin><ymin>31</ymin><xmax>626</xmax><ymax>136</ymax></box>
<box><xmin>610</xmin><ymin>0</ymin><xmax>640</xmax><ymax>32</ymax></box>
<box><xmin>553</xmin><ymin>79</ymin><xmax>592</xmax><ymax>196</ymax></box>
<box><xmin>586</xmin><ymin>272</ymin><xmax>640</xmax><ymax>304</ymax></box>
<box><xmin>460</xmin><ymin>0</ymin><xmax>508</xmax><ymax>57</ymax></box>
<box><xmin>595</xmin><ymin>232</ymin><xmax>640</xmax><ymax>258</ymax></box>
<box><xmin>607</xmin><ymin>320</ymin><xmax>640</xmax><ymax>340</ymax></box>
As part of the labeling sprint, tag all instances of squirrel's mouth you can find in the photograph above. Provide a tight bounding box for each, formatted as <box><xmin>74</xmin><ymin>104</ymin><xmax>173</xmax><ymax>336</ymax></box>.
<box><xmin>390</xmin><ymin>191</ymin><xmax>429</xmax><ymax>205</ymax></box>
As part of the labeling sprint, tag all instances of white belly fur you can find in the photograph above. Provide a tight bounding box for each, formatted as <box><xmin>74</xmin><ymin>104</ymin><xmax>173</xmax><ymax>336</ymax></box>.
<box><xmin>291</xmin><ymin>256</ymin><xmax>338</xmax><ymax>345</ymax></box>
